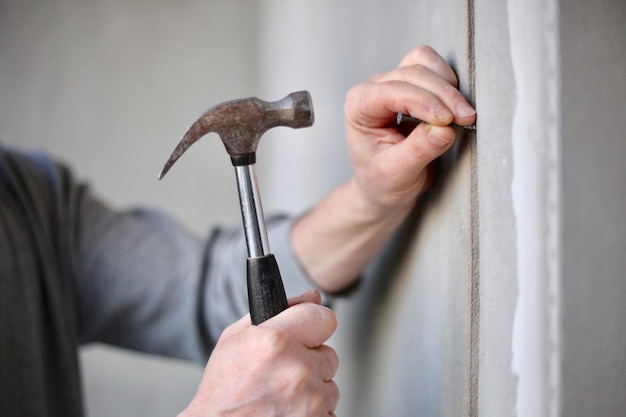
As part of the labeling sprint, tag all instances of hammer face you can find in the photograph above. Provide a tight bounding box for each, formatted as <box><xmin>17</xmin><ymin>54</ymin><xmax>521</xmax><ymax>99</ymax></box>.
<box><xmin>159</xmin><ymin>91</ymin><xmax>314</xmax><ymax>178</ymax></box>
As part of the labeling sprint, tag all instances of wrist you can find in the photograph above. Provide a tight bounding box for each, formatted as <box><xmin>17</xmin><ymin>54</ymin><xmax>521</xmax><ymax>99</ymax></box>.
<box><xmin>348</xmin><ymin>178</ymin><xmax>415</xmax><ymax>227</ymax></box>
<box><xmin>291</xmin><ymin>179</ymin><xmax>414</xmax><ymax>293</ymax></box>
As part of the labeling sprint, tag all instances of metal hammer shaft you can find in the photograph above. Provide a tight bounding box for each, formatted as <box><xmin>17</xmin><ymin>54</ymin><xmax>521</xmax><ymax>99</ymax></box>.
<box><xmin>235</xmin><ymin>163</ymin><xmax>288</xmax><ymax>324</ymax></box>
<box><xmin>235</xmin><ymin>163</ymin><xmax>289</xmax><ymax>324</ymax></box>
<box><xmin>235</xmin><ymin>164</ymin><xmax>270</xmax><ymax>258</ymax></box>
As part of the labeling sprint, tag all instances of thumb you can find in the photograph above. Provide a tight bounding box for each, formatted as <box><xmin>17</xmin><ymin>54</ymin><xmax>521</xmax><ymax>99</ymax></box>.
<box><xmin>394</xmin><ymin>123</ymin><xmax>456</xmax><ymax>173</ymax></box>
<box><xmin>288</xmin><ymin>289</ymin><xmax>322</xmax><ymax>306</ymax></box>
<box><xmin>219</xmin><ymin>290</ymin><xmax>323</xmax><ymax>342</ymax></box>
<box><xmin>261</xmin><ymin>302</ymin><xmax>337</xmax><ymax>349</ymax></box>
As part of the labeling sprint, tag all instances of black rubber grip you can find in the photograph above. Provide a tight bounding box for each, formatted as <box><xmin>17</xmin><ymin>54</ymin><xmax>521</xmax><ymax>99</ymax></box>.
<box><xmin>247</xmin><ymin>254</ymin><xmax>288</xmax><ymax>325</ymax></box>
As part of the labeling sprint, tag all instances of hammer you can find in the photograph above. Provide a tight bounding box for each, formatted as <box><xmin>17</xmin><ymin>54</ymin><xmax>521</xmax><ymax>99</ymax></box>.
<box><xmin>159</xmin><ymin>91</ymin><xmax>314</xmax><ymax>324</ymax></box>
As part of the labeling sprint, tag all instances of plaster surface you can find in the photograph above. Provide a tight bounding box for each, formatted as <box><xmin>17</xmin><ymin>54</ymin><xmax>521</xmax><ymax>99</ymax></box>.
<box><xmin>560</xmin><ymin>2</ymin><xmax>626</xmax><ymax>416</ymax></box>
<box><xmin>2</xmin><ymin>1</ymin><xmax>625</xmax><ymax>416</ymax></box>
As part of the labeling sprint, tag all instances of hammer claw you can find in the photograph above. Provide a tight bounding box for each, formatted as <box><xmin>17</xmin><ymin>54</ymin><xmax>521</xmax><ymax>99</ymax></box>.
<box><xmin>158</xmin><ymin>112</ymin><xmax>216</xmax><ymax>179</ymax></box>
<box><xmin>158</xmin><ymin>91</ymin><xmax>314</xmax><ymax>178</ymax></box>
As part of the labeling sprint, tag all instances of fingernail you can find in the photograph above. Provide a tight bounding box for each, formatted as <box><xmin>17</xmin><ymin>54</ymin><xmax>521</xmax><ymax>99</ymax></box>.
<box><xmin>427</xmin><ymin>126</ymin><xmax>453</xmax><ymax>146</ymax></box>
<box><xmin>307</xmin><ymin>289</ymin><xmax>320</xmax><ymax>297</ymax></box>
<box><xmin>435</xmin><ymin>106</ymin><xmax>453</xmax><ymax>122</ymax></box>
<box><xmin>457</xmin><ymin>103</ymin><xmax>476</xmax><ymax>118</ymax></box>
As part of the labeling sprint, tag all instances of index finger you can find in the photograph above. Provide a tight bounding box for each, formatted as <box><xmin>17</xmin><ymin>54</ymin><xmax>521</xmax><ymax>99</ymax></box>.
<box><xmin>261</xmin><ymin>302</ymin><xmax>337</xmax><ymax>349</ymax></box>
<box><xmin>218</xmin><ymin>290</ymin><xmax>322</xmax><ymax>341</ymax></box>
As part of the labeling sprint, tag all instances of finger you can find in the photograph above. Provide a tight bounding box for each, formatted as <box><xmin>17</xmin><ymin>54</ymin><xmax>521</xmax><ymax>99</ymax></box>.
<box><xmin>398</xmin><ymin>45</ymin><xmax>458</xmax><ymax>86</ymax></box>
<box><xmin>261</xmin><ymin>302</ymin><xmax>337</xmax><ymax>348</ymax></box>
<box><xmin>219</xmin><ymin>290</ymin><xmax>322</xmax><ymax>342</ymax></box>
<box><xmin>383</xmin><ymin>123</ymin><xmax>456</xmax><ymax>177</ymax></box>
<box><xmin>346</xmin><ymin>81</ymin><xmax>454</xmax><ymax>128</ymax></box>
<box><xmin>300</xmin><ymin>379</ymin><xmax>339</xmax><ymax>417</ymax></box>
<box><xmin>371</xmin><ymin>66</ymin><xmax>476</xmax><ymax>126</ymax></box>
<box><xmin>288</xmin><ymin>289</ymin><xmax>322</xmax><ymax>307</ymax></box>
<box><xmin>324</xmin><ymin>380</ymin><xmax>340</xmax><ymax>415</ymax></box>
<box><xmin>312</xmin><ymin>344</ymin><xmax>339</xmax><ymax>382</ymax></box>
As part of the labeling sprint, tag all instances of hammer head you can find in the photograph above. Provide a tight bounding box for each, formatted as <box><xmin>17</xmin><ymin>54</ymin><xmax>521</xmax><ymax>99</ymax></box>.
<box><xmin>159</xmin><ymin>91</ymin><xmax>314</xmax><ymax>179</ymax></box>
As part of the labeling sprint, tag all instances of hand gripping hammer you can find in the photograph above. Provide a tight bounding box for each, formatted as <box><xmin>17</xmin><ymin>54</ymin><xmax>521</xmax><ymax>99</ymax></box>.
<box><xmin>159</xmin><ymin>91</ymin><xmax>314</xmax><ymax>324</ymax></box>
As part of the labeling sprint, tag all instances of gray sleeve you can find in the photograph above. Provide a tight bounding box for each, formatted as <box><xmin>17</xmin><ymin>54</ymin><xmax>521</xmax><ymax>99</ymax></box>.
<box><xmin>2</xmin><ymin>146</ymin><xmax>318</xmax><ymax>364</ymax></box>
<box><xmin>204</xmin><ymin>215</ymin><xmax>321</xmax><ymax>342</ymax></box>
<box><xmin>74</xmin><ymin>182</ymin><xmax>317</xmax><ymax>364</ymax></box>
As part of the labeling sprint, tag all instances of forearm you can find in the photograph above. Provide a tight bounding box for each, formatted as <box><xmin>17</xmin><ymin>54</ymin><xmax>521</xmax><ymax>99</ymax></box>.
<box><xmin>291</xmin><ymin>178</ymin><xmax>414</xmax><ymax>293</ymax></box>
<box><xmin>294</xmin><ymin>46</ymin><xmax>477</xmax><ymax>294</ymax></box>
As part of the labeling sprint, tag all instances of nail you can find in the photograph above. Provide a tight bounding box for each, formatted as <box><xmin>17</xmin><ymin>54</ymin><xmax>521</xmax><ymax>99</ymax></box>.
<box><xmin>397</xmin><ymin>112</ymin><xmax>421</xmax><ymax>124</ymax></box>
<box><xmin>397</xmin><ymin>112</ymin><xmax>476</xmax><ymax>130</ymax></box>
<box><xmin>435</xmin><ymin>106</ymin><xmax>453</xmax><ymax>122</ymax></box>
<box><xmin>457</xmin><ymin>103</ymin><xmax>476</xmax><ymax>118</ymax></box>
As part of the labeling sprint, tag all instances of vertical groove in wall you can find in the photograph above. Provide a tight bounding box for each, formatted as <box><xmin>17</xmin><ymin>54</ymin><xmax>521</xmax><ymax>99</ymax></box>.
<box><xmin>544</xmin><ymin>0</ymin><xmax>561</xmax><ymax>415</ymax></box>
<box><xmin>466</xmin><ymin>0</ymin><xmax>480</xmax><ymax>416</ymax></box>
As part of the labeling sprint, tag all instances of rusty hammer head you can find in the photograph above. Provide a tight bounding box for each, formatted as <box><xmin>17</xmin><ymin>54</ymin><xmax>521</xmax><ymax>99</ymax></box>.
<box><xmin>158</xmin><ymin>91</ymin><xmax>314</xmax><ymax>179</ymax></box>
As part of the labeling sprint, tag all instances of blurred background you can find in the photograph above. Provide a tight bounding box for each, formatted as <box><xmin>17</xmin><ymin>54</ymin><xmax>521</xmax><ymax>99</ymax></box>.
<box><xmin>0</xmin><ymin>1</ymin><xmax>416</xmax><ymax>415</ymax></box>
<box><xmin>3</xmin><ymin>1</ymin><xmax>625</xmax><ymax>416</ymax></box>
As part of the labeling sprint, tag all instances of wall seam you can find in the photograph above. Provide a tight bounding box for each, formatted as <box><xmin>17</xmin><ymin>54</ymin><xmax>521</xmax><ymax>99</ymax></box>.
<box><xmin>466</xmin><ymin>0</ymin><xmax>480</xmax><ymax>416</ymax></box>
<box><xmin>544</xmin><ymin>0</ymin><xmax>561</xmax><ymax>415</ymax></box>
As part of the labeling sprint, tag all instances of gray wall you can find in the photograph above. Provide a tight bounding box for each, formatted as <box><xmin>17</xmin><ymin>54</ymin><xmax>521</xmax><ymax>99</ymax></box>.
<box><xmin>332</xmin><ymin>0</ymin><xmax>626</xmax><ymax>416</ymax></box>
<box><xmin>1</xmin><ymin>1</ymin><xmax>625</xmax><ymax>417</ymax></box>
<box><xmin>560</xmin><ymin>2</ymin><xmax>626</xmax><ymax>416</ymax></box>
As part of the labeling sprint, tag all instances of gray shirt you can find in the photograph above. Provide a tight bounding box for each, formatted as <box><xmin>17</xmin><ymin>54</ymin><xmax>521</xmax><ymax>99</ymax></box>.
<box><xmin>0</xmin><ymin>145</ymin><xmax>315</xmax><ymax>416</ymax></box>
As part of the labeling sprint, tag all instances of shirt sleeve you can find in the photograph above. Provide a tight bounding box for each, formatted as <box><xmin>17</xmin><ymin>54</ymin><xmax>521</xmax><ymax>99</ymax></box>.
<box><xmin>75</xmin><ymin>186</ymin><xmax>317</xmax><ymax>365</ymax></box>
<box><xmin>203</xmin><ymin>215</ymin><xmax>322</xmax><ymax>344</ymax></box>
<box><xmin>2</xmin><ymin>146</ymin><xmax>317</xmax><ymax>364</ymax></box>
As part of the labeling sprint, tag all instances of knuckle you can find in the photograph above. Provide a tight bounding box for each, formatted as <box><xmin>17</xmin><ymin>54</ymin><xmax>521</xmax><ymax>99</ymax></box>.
<box><xmin>441</xmin><ymin>81</ymin><xmax>463</xmax><ymax>100</ymax></box>
<box><xmin>281</xmin><ymin>361</ymin><xmax>313</xmax><ymax>400</ymax></box>
<box><xmin>320</xmin><ymin>343</ymin><xmax>337</xmax><ymax>358</ymax></box>
<box><xmin>291</xmin><ymin>361</ymin><xmax>311</xmax><ymax>387</ymax></box>
<box><xmin>326</xmin><ymin>346</ymin><xmax>340</xmax><ymax>374</ymax></box>
<box><xmin>327</xmin><ymin>380</ymin><xmax>339</xmax><ymax>400</ymax></box>
<box><xmin>411</xmin><ymin>63</ymin><xmax>428</xmax><ymax>73</ymax></box>
<box><xmin>414</xmin><ymin>44</ymin><xmax>435</xmax><ymax>56</ymax></box>
<box><xmin>441</xmin><ymin>81</ymin><xmax>460</xmax><ymax>95</ymax></box>
<box><xmin>306</xmin><ymin>393</ymin><xmax>326</xmax><ymax>416</ymax></box>
<box><xmin>297</xmin><ymin>302</ymin><xmax>337</xmax><ymax>330</ymax></box>
<box><xmin>344</xmin><ymin>84</ymin><xmax>367</xmax><ymax>118</ymax></box>
<box><xmin>253</xmin><ymin>327</ymin><xmax>290</xmax><ymax>358</ymax></box>
<box><xmin>405</xmin><ymin>45</ymin><xmax>435</xmax><ymax>64</ymax></box>
<box><xmin>400</xmin><ymin>64</ymin><xmax>430</xmax><ymax>82</ymax></box>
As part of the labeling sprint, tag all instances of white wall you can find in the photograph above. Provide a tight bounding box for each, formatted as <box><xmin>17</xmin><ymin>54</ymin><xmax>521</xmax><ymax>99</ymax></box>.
<box><xmin>258</xmin><ymin>1</ymin><xmax>626</xmax><ymax>417</ymax></box>
<box><xmin>2</xmin><ymin>1</ymin><xmax>625</xmax><ymax>416</ymax></box>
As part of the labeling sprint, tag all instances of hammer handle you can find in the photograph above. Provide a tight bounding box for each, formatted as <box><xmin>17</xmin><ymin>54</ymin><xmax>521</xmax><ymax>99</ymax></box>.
<box><xmin>247</xmin><ymin>254</ymin><xmax>289</xmax><ymax>324</ymax></box>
